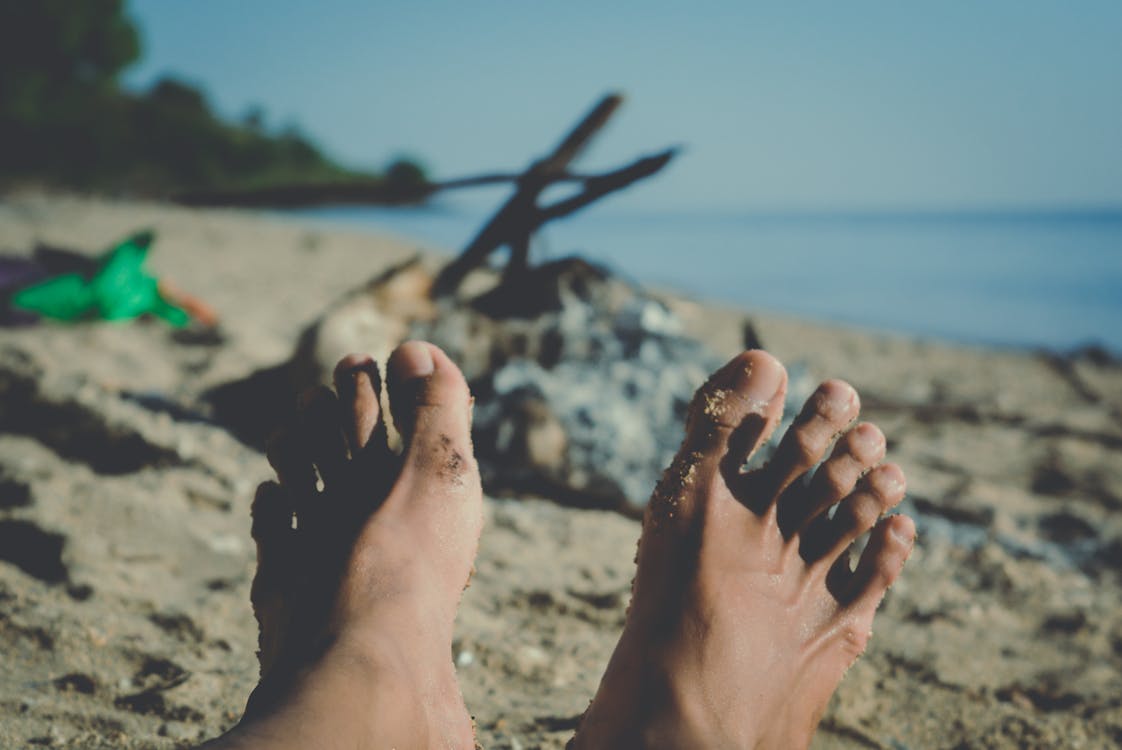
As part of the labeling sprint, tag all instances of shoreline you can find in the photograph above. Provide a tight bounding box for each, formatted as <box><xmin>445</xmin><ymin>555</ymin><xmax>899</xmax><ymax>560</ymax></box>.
<box><xmin>275</xmin><ymin>198</ymin><xmax>1122</xmax><ymax>357</ymax></box>
<box><xmin>7</xmin><ymin>192</ymin><xmax>1118</xmax><ymax>360</ymax></box>
<box><xmin>1</xmin><ymin>195</ymin><xmax>1121</xmax><ymax>748</ymax></box>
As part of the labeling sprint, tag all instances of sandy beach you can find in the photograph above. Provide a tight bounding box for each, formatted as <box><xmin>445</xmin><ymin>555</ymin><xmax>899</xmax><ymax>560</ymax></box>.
<box><xmin>1</xmin><ymin>195</ymin><xmax>1120</xmax><ymax>749</ymax></box>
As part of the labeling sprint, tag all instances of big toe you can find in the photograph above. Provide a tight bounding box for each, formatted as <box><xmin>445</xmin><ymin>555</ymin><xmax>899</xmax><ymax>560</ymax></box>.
<box><xmin>387</xmin><ymin>341</ymin><xmax>479</xmax><ymax>493</ymax></box>
<box><xmin>649</xmin><ymin>351</ymin><xmax>786</xmax><ymax>522</ymax></box>
<box><xmin>685</xmin><ymin>349</ymin><xmax>787</xmax><ymax>456</ymax></box>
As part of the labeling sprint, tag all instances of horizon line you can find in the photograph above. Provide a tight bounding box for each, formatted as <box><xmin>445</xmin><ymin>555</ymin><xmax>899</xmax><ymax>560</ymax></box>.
<box><xmin>414</xmin><ymin>197</ymin><xmax>1122</xmax><ymax>223</ymax></box>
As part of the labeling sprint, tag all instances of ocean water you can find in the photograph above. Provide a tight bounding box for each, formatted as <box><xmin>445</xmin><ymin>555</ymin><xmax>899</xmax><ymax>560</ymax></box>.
<box><xmin>283</xmin><ymin>198</ymin><xmax>1122</xmax><ymax>354</ymax></box>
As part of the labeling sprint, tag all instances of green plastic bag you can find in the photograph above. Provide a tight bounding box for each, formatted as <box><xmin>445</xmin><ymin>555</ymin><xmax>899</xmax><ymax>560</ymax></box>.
<box><xmin>11</xmin><ymin>230</ymin><xmax>190</xmax><ymax>327</ymax></box>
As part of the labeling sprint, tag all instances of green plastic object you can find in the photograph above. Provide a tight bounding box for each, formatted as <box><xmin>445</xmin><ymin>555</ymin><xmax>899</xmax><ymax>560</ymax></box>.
<box><xmin>11</xmin><ymin>230</ymin><xmax>190</xmax><ymax>327</ymax></box>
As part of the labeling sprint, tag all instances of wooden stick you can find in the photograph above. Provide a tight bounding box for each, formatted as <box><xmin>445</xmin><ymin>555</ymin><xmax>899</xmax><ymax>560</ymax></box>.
<box><xmin>537</xmin><ymin>148</ymin><xmax>678</xmax><ymax>223</ymax></box>
<box><xmin>432</xmin><ymin>94</ymin><xmax>626</xmax><ymax>297</ymax></box>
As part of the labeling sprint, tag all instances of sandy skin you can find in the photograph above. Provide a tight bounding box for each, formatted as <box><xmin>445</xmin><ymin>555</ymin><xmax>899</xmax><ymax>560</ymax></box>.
<box><xmin>201</xmin><ymin>344</ymin><xmax>911</xmax><ymax>749</ymax></box>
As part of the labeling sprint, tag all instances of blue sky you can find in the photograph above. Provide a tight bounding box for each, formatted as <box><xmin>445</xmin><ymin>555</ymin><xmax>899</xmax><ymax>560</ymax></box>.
<box><xmin>123</xmin><ymin>1</ymin><xmax>1122</xmax><ymax>212</ymax></box>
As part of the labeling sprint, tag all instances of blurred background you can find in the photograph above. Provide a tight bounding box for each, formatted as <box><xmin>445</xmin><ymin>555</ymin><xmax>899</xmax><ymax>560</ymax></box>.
<box><xmin>3</xmin><ymin>7</ymin><xmax>1122</xmax><ymax>748</ymax></box>
<box><xmin>3</xmin><ymin>0</ymin><xmax>1121</xmax><ymax>352</ymax></box>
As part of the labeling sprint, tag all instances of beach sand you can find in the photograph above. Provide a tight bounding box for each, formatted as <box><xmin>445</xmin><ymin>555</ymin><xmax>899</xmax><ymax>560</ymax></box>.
<box><xmin>1</xmin><ymin>195</ymin><xmax>1120</xmax><ymax>748</ymax></box>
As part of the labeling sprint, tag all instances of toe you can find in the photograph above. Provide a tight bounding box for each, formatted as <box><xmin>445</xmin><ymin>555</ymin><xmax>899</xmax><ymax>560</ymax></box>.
<box><xmin>649</xmin><ymin>351</ymin><xmax>785</xmax><ymax>522</ymax></box>
<box><xmin>266</xmin><ymin>425</ymin><xmax>317</xmax><ymax>494</ymax></box>
<box><xmin>779</xmin><ymin>421</ymin><xmax>885</xmax><ymax>537</ymax></box>
<box><xmin>249</xmin><ymin>482</ymin><xmax>296</xmax><ymax>620</ymax></box>
<box><xmin>387</xmin><ymin>340</ymin><xmax>437</xmax><ymax>446</ymax></box>
<box><xmin>685</xmin><ymin>350</ymin><xmax>787</xmax><ymax>458</ymax></box>
<box><xmin>752</xmin><ymin>379</ymin><xmax>860</xmax><ymax>503</ymax></box>
<box><xmin>250</xmin><ymin>481</ymin><xmax>294</xmax><ymax>562</ymax></box>
<box><xmin>387</xmin><ymin>341</ymin><xmax>477</xmax><ymax>487</ymax></box>
<box><xmin>842</xmin><ymin>513</ymin><xmax>915</xmax><ymax>614</ymax></box>
<box><xmin>333</xmin><ymin>354</ymin><xmax>388</xmax><ymax>456</ymax></box>
<box><xmin>804</xmin><ymin>462</ymin><xmax>906</xmax><ymax>567</ymax></box>
<box><xmin>296</xmin><ymin>385</ymin><xmax>349</xmax><ymax>487</ymax></box>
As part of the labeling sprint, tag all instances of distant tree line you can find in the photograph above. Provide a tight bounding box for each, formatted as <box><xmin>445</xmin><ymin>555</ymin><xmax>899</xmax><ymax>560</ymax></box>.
<box><xmin>0</xmin><ymin>0</ymin><xmax>427</xmax><ymax>199</ymax></box>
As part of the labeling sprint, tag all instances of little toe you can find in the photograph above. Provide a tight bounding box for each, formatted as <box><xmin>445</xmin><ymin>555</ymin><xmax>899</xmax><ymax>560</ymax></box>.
<box><xmin>841</xmin><ymin>513</ymin><xmax>915</xmax><ymax>617</ymax></box>
<box><xmin>387</xmin><ymin>341</ymin><xmax>477</xmax><ymax>488</ymax></box>
<box><xmin>249</xmin><ymin>482</ymin><xmax>296</xmax><ymax>624</ymax></box>
<box><xmin>749</xmin><ymin>379</ymin><xmax>860</xmax><ymax>503</ymax></box>
<box><xmin>804</xmin><ymin>462</ymin><xmax>906</xmax><ymax>567</ymax></box>
<box><xmin>296</xmin><ymin>385</ymin><xmax>349</xmax><ymax>487</ymax></box>
<box><xmin>266</xmin><ymin>425</ymin><xmax>317</xmax><ymax>495</ymax></box>
<box><xmin>333</xmin><ymin>354</ymin><xmax>388</xmax><ymax>457</ymax></box>
<box><xmin>250</xmin><ymin>481</ymin><xmax>294</xmax><ymax>563</ymax></box>
<box><xmin>779</xmin><ymin>421</ymin><xmax>885</xmax><ymax>537</ymax></box>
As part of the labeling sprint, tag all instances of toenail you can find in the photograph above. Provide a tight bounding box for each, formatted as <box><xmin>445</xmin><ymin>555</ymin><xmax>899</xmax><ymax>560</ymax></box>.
<box><xmin>853</xmin><ymin>423</ymin><xmax>884</xmax><ymax>451</ymax></box>
<box><xmin>737</xmin><ymin>357</ymin><xmax>785</xmax><ymax>406</ymax></box>
<box><xmin>809</xmin><ymin>381</ymin><xmax>858</xmax><ymax>424</ymax></box>
<box><xmin>393</xmin><ymin>341</ymin><xmax>435</xmax><ymax>380</ymax></box>
<box><xmin>335</xmin><ymin>353</ymin><xmax>372</xmax><ymax>375</ymax></box>
<box><xmin>826</xmin><ymin>380</ymin><xmax>856</xmax><ymax>406</ymax></box>
<box><xmin>343</xmin><ymin>359</ymin><xmax>378</xmax><ymax>385</ymax></box>
<box><xmin>889</xmin><ymin>518</ymin><xmax>916</xmax><ymax>545</ymax></box>
<box><xmin>872</xmin><ymin>463</ymin><xmax>906</xmax><ymax>495</ymax></box>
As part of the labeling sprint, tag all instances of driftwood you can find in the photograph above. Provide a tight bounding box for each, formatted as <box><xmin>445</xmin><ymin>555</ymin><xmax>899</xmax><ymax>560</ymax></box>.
<box><xmin>175</xmin><ymin>92</ymin><xmax>677</xmax><ymax>307</ymax></box>
<box><xmin>432</xmin><ymin>93</ymin><xmax>677</xmax><ymax>298</ymax></box>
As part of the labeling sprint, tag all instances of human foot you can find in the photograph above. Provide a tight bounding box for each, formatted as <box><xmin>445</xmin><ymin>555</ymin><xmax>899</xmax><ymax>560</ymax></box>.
<box><xmin>571</xmin><ymin>350</ymin><xmax>913</xmax><ymax>750</ymax></box>
<box><xmin>206</xmin><ymin>341</ymin><xmax>482</xmax><ymax>749</ymax></box>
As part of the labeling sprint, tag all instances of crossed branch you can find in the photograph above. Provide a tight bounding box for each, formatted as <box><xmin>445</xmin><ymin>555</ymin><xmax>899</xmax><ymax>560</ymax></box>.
<box><xmin>431</xmin><ymin>93</ymin><xmax>677</xmax><ymax>298</ymax></box>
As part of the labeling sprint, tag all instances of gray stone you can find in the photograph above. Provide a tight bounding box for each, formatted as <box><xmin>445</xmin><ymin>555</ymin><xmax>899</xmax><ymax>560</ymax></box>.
<box><xmin>412</xmin><ymin>257</ymin><xmax>812</xmax><ymax>510</ymax></box>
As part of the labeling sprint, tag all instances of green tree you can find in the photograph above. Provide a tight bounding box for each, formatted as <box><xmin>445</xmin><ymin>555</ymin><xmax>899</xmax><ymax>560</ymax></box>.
<box><xmin>1</xmin><ymin>0</ymin><xmax>140</xmax><ymax>180</ymax></box>
<box><xmin>0</xmin><ymin>0</ymin><xmax>139</xmax><ymax>122</ymax></box>
<box><xmin>385</xmin><ymin>157</ymin><xmax>429</xmax><ymax>190</ymax></box>
<box><xmin>0</xmin><ymin>1</ymin><xmax>413</xmax><ymax>201</ymax></box>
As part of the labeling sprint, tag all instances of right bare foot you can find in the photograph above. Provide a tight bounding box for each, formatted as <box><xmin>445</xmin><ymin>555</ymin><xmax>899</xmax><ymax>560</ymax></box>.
<box><xmin>571</xmin><ymin>350</ymin><xmax>914</xmax><ymax>749</ymax></box>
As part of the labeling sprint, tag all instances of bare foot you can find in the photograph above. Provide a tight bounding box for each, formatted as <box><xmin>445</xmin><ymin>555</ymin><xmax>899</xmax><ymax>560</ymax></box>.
<box><xmin>571</xmin><ymin>350</ymin><xmax>913</xmax><ymax>749</ymax></box>
<box><xmin>203</xmin><ymin>341</ymin><xmax>482</xmax><ymax>749</ymax></box>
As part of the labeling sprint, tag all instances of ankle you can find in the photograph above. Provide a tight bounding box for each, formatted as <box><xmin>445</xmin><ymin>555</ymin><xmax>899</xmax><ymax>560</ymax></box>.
<box><xmin>572</xmin><ymin>639</ymin><xmax>780</xmax><ymax>750</ymax></box>
<box><xmin>325</xmin><ymin>631</ymin><xmax>472</xmax><ymax>745</ymax></box>
<box><xmin>572</xmin><ymin>654</ymin><xmax>693</xmax><ymax>750</ymax></box>
<box><xmin>238</xmin><ymin>636</ymin><xmax>465</xmax><ymax>749</ymax></box>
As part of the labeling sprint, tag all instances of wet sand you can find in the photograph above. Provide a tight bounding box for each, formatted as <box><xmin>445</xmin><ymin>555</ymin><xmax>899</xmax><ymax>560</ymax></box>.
<box><xmin>1</xmin><ymin>195</ymin><xmax>1120</xmax><ymax>748</ymax></box>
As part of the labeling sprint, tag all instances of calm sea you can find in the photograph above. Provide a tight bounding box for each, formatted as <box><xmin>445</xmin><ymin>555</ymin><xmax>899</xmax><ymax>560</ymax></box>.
<box><xmin>284</xmin><ymin>197</ymin><xmax>1122</xmax><ymax>354</ymax></box>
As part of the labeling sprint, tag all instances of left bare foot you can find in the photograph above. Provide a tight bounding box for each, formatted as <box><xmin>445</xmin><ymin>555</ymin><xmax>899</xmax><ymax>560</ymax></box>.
<box><xmin>203</xmin><ymin>341</ymin><xmax>482</xmax><ymax>750</ymax></box>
